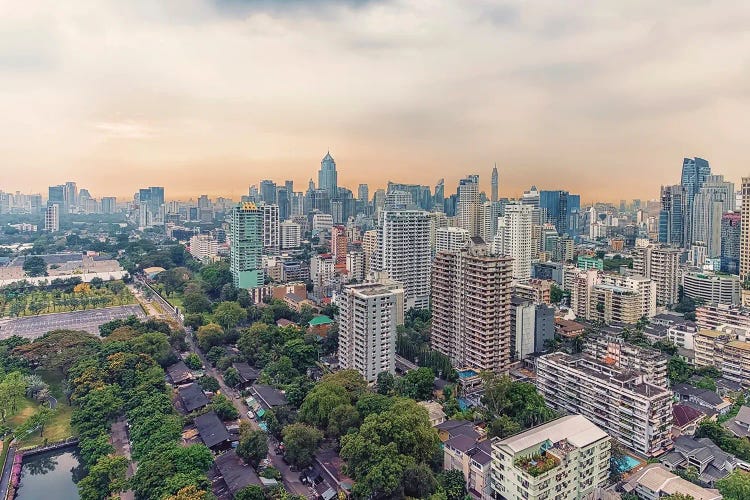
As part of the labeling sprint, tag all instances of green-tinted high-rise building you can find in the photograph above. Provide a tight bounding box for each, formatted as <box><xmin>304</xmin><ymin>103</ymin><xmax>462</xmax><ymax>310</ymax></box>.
<box><xmin>230</xmin><ymin>202</ymin><xmax>264</xmax><ymax>289</ymax></box>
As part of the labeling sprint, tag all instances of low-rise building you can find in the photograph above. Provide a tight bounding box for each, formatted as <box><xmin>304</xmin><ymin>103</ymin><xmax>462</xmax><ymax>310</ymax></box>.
<box><xmin>624</xmin><ymin>463</ymin><xmax>722</xmax><ymax>500</ymax></box>
<box><xmin>490</xmin><ymin>415</ymin><xmax>610</xmax><ymax>500</ymax></box>
<box><xmin>667</xmin><ymin>321</ymin><xmax>700</xmax><ymax>350</ymax></box>
<box><xmin>723</xmin><ymin>405</ymin><xmax>750</xmax><ymax>439</ymax></box>
<box><xmin>660</xmin><ymin>435</ymin><xmax>739</xmax><ymax>487</ymax></box>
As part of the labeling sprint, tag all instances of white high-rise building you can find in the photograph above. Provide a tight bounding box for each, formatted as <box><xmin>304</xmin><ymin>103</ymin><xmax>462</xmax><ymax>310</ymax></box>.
<box><xmin>479</xmin><ymin>201</ymin><xmax>500</xmax><ymax>243</ymax></box>
<box><xmin>457</xmin><ymin>175</ymin><xmax>480</xmax><ymax>237</ymax></box>
<box><xmin>742</xmin><ymin>177</ymin><xmax>750</xmax><ymax>281</ymax></box>
<box><xmin>44</xmin><ymin>203</ymin><xmax>59</xmax><ymax>232</ymax></box>
<box><xmin>361</xmin><ymin>229</ymin><xmax>379</xmax><ymax>276</ymax></box>
<box><xmin>428</xmin><ymin>211</ymin><xmax>449</xmax><ymax>254</ymax></box>
<box><xmin>632</xmin><ymin>245</ymin><xmax>682</xmax><ymax>306</ymax></box>
<box><xmin>261</xmin><ymin>204</ymin><xmax>280</xmax><ymax>253</ymax></box>
<box><xmin>435</xmin><ymin>227</ymin><xmax>469</xmax><ymax>254</ymax></box>
<box><xmin>312</xmin><ymin>213</ymin><xmax>334</xmax><ymax>232</ymax></box>
<box><xmin>377</xmin><ymin>210</ymin><xmax>431</xmax><ymax>310</ymax></box>
<box><xmin>494</xmin><ymin>203</ymin><xmax>533</xmax><ymax>282</ymax></box>
<box><xmin>280</xmin><ymin>220</ymin><xmax>301</xmax><ymax>249</ymax></box>
<box><xmin>338</xmin><ymin>283</ymin><xmax>399</xmax><ymax>382</ymax></box>
<box><xmin>189</xmin><ymin>234</ymin><xmax>218</xmax><ymax>261</ymax></box>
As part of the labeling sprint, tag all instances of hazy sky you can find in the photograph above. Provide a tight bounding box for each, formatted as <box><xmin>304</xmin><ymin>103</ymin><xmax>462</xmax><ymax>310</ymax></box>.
<box><xmin>2</xmin><ymin>0</ymin><xmax>749</xmax><ymax>201</ymax></box>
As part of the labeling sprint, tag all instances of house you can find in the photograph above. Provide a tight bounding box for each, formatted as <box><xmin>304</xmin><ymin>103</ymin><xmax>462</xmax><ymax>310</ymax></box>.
<box><xmin>194</xmin><ymin>411</ymin><xmax>232</xmax><ymax>451</ymax></box>
<box><xmin>284</xmin><ymin>292</ymin><xmax>315</xmax><ymax>312</ymax></box>
<box><xmin>716</xmin><ymin>377</ymin><xmax>744</xmax><ymax>397</ymax></box>
<box><xmin>308</xmin><ymin>315</ymin><xmax>334</xmax><ymax>337</ymax></box>
<box><xmin>624</xmin><ymin>464</ymin><xmax>722</xmax><ymax>500</ymax></box>
<box><xmin>418</xmin><ymin>401</ymin><xmax>447</xmax><ymax>427</ymax></box>
<box><xmin>436</xmin><ymin>420</ymin><xmax>482</xmax><ymax>443</ymax></box>
<box><xmin>315</xmin><ymin>445</ymin><xmax>354</xmax><ymax>496</ymax></box>
<box><xmin>673</xmin><ymin>383</ymin><xmax>733</xmax><ymax>415</ymax></box>
<box><xmin>214</xmin><ymin>450</ymin><xmax>262</xmax><ymax>496</ymax></box>
<box><xmin>166</xmin><ymin>360</ymin><xmax>194</xmax><ymax>385</ymax></box>
<box><xmin>444</xmin><ymin>435</ymin><xmax>493</xmax><ymax>500</ymax></box>
<box><xmin>250</xmin><ymin>384</ymin><xmax>288</xmax><ymax>409</ymax></box>
<box><xmin>672</xmin><ymin>404</ymin><xmax>706</xmax><ymax>438</ymax></box>
<box><xmin>276</xmin><ymin>318</ymin><xmax>296</xmax><ymax>328</ymax></box>
<box><xmin>178</xmin><ymin>383</ymin><xmax>209</xmax><ymax>412</ymax></box>
<box><xmin>232</xmin><ymin>362</ymin><xmax>260</xmax><ymax>389</ymax></box>
<box><xmin>724</xmin><ymin>405</ymin><xmax>750</xmax><ymax>439</ymax></box>
<box><xmin>554</xmin><ymin>318</ymin><xmax>585</xmax><ymax>338</ymax></box>
<box><xmin>660</xmin><ymin>435</ymin><xmax>739</xmax><ymax>487</ymax></box>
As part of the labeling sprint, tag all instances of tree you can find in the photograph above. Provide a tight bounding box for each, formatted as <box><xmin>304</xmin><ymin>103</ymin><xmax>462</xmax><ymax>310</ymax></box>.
<box><xmin>223</xmin><ymin>367</ymin><xmax>241</xmax><ymax>387</ymax></box>
<box><xmin>184</xmin><ymin>353</ymin><xmax>203</xmax><ymax>370</ymax></box>
<box><xmin>236</xmin><ymin>424</ymin><xmax>268</xmax><ymax>466</ymax></box>
<box><xmin>667</xmin><ymin>356</ymin><xmax>694</xmax><ymax>384</ymax></box>
<box><xmin>489</xmin><ymin>415</ymin><xmax>522</xmax><ymax>439</ymax></box>
<box><xmin>13</xmin><ymin>329</ymin><xmax>100</xmax><ymax>374</ymax></box>
<box><xmin>23</xmin><ymin>256</ymin><xmax>47</xmax><ymax>277</ymax></box>
<box><xmin>376</xmin><ymin>371</ymin><xmax>395</xmax><ymax>395</ymax></box>
<box><xmin>165</xmin><ymin>485</ymin><xmax>211</xmax><ymax>500</ymax></box>
<box><xmin>77</xmin><ymin>455</ymin><xmax>129</xmax><ymax>500</ymax></box>
<box><xmin>299</xmin><ymin>382</ymin><xmax>351</xmax><ymax>429</ymax></box>
<box><xmin>402</xmin><ymin>463</ymin><xmax>437</xmax><ymax>498</ymax></box>
<box><xmin>210</xmin><ymin>394</ymin><xmax>239</xmax><ymax>420</ymax></box>
<box><xmin>717</xmin><ymin>470</ymin><xmax>750</xmax><ymax>500</ymax></box>
<box><xmin>438</xmin><ymin>469</ymin><xmax>467</xmax><ymax>500</ymax></box>
<box><xmin>196</xmin><ymin>323</ymin><xmax>225</xmax><ymax>352</ymax></box>
<box><xmin>214</xmin><ymin>301</ymin><xmax>247</xmax><ymax>330</ymax></box>
<box><xmin>182</xmin><ymin>286</ymin><xmax>212</xmax><ymax>314</ymax></box>
<box><xmin>327</xmin><ymin>404</ymin><xmax>360</xmax><ymax>438</ymax></box>
<box><xmin>131</xmin><ymin>332</ymin><xmax>175</xmax><ymax>367</ymax></box>
<box><xmin>396</xmin><ymin>367</ymin><xmax>435</xmax><ymax>401</ymax></box>
<box><xmin>0</xmin><ymin>371</ymin><xmax>27</xmax><ymax>421</ymax></box>
<box><xmin>696</xmin><ymin>376</ymin><xmax>717</xmax><ymax>391</ymax></box>
<box><xmin>235</xmin><ymin>485</ymin><xmax>266</xmax><ymax>500</ymax></box>
<box><xmin>282</xmin><ymin>423</ymin><xmax>323</xmax><ymax>467</ymax></box>
<box><xmin>197</xmin><ymin>376</ymin><xmax>220</xmax><ymax>393</ymax></box>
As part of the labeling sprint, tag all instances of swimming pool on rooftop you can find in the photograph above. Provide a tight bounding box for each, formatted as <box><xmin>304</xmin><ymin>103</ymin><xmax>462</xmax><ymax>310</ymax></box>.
<box><xmin>458</xmin><ymin>369</ymin><xmax>479</xmax><ymax>378</ymax></box>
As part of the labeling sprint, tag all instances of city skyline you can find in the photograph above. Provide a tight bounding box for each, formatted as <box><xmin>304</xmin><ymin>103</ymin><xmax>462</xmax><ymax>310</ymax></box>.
<box><xmin>3</xmin><ymin>1</ymin><xmax>750</xmax><ymax>200</ymax></box>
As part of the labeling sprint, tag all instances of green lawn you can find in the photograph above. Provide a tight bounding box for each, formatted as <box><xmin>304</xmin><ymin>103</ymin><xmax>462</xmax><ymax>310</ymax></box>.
<box><xmin>7</xmin><ymin>370</ymin><xmax>75</xmax><ymax>449</ymax></box>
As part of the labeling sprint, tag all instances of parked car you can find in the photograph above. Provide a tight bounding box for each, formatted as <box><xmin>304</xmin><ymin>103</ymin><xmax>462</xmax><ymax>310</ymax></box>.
<box><xmin>247</xmin><ymin>410</ymin><xmax>255</xmax><ymax>419</ymax></box>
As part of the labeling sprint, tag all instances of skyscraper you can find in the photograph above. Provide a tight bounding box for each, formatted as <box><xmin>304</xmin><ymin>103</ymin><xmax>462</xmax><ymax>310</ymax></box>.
<box><xmin>100</xmin><ymin>197</ymin><xmax>117</xmax><ymax>214</ymax></box>
<box><xmin>658</xmin><ymin>185</ymin><xmax>685</xmax><ymax>246</ymax></box>
<box><xmin>539</xmin><ymin>190</ymin><xmax>579</xmax><ymax>236</ymax></box>
<box><xmin>681</xmin><ymin>157</ymin><xmax>711</xmax><ymax>246</ymax></box>
<box><xmin>431</xmin><ymin>238</ymin><xmax>513</xmax><ymax>372</ymax></box>
<box><xmin>48</xmin><ymin>185</ymin><xmax>65</xmax><ymax>207</ymax></box>
<box><xmin>338</xmin><ymin>282</ymin><xmax>401</xmax><ymax>382</ymax></box>
<box><xmin>377</xmin><ymin>210</ymin><xmax>431</xmax><ymax>310</ymax></box>
<box><xmin>691</xmin><ymin>175</ymin><xmax>734</xmax><ymax>256</ymax></box>
<box><xmin>357</xmin><ymin>184</ymin><xmax>369</xmax><ymax>203</ymax></box>
<box><xmin>318</xmin><ymin>151</ymin><xmax>338</xmax><ymax>199</ymax></box>
<box><xmin>494</xmin><ymin>203</ymin><xmax>533</xmax><ymax>282</ymax></box>
<box><xmin>259</xmin><ymin>180</ymin><xmax>277</xmax><ymax>205</ymax></box>
<box><xmin>741</xmin><ymin>178</ymin><xmax>750</xmax><ymax>281</ymax></box>
<box><xmin>491</xmin><ymin>164</ymin><xmax>499</xmax><ymax>202</ymax></box>
<box><xmin>457</xmin><ymin>175</ymin><xmax>480</xmax><ymax>236</ymax></box>
<box><xmin>261</xmin><ymin>204</ymin><xmax>280</xmax><ymax>254</ymax></box>
<box><xmin>64</xmin><ymin>181</ymin><xmax>78</xmax><ymax>209</ymax></box>
<box><xmin>434</xmin><ymin>178</ymin><xmax>445</xmax><ymax>211</ymax></box>
<box><xmin>230</xmin><ymin>202</ymin><xmax>264</xmax><ymax>290</ymax></box>
<box><xmin>721</xmin><ymin>212</ymin><xmax>741</xmax><ymax>275</ymax></box>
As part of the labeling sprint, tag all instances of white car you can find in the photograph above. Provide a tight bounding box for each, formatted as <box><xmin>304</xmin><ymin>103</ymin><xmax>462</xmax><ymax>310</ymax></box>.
<box><xmin>247</xmin><ymin>410</ymin><xmax>255</xmax><ymax>419</ymax></box>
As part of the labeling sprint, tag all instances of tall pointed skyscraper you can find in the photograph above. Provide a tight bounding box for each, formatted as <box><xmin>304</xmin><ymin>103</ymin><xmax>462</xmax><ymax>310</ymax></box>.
<box><xmin>318</xmin><ymin>151</ymin><xmax>338</xmax><ymax>199</ymax></box>
<box><xmin>491</xmin><ymin>165</ymin><xmax>499</xmax><ymax>202</ymax></box>
<box><xmin>680</xmin><ymin>157</ymin><xmax>711</xmax><ymax>246</ymax></box>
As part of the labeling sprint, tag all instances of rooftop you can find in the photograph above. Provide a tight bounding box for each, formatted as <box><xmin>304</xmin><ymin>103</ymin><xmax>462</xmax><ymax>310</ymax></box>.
<box><xmin>309</xmin><ymin>315</ymin><xmax>334</xmax><ymax>326</ymax></box>
<box><xmin>626</xmin><ymin>464</ymin><xmax>722</xmax><ymax>500</ymax></box>
<box><xmin>214</xmin><ymin>450</ymin><xmax>262</xmax><ymax>494</ymax></box>
<box><xmin>194</xmin><ymin>411</ymin><xmax>231</xmax><ymax>448</ymax></box>
<box><xmin>496</xmin><ymin>415</ymin><xmax>608</xmax><ymax>455</ymax></box>
<box><xmin>166</xmin><ymin>360</ymin><xmax>193</xmax><ymax>384</ymax></box>
<box><xmin>252</xmin><ymin>384</ymin><xmax>289</xmax><ymax>407</ymax></box>
<box><xmin>178</xmin><ymin>383</ymin><xmax>209</xmax><ymax>412</ymax></box>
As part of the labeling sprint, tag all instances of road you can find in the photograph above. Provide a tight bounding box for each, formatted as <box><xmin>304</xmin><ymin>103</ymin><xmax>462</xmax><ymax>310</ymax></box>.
<box><xmin>110</xmin><ymin>419</ymin><xmax>136</xmax><ymax>500</ymax></box>
<box><xmin>136</xmin><ymin>277</ymin><xmax>312</xmax><ymax>498</ymax></box>
<box><xmin>183</xmin><ymin>328</ymin><xmax>310</xmax><ymax>498</ymax></box>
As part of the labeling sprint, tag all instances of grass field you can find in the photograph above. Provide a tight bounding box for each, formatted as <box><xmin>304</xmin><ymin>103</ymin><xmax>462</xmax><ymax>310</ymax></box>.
<box><xmin>7</xmin><ymin>370</ymin><xmax>75</xmax><ymax>449</ymax></box>
<box><xmin>0</xmin><ymin>281</ymin><xmax>134</xmax><ymax>318</ymax></box>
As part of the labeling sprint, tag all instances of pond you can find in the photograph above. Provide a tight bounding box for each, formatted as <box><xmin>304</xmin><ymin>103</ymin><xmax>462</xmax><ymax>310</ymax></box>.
<box><xmin>15</xmin><ymin>448</ymin><xmax>81</xmax><ymax>500</ymax></box>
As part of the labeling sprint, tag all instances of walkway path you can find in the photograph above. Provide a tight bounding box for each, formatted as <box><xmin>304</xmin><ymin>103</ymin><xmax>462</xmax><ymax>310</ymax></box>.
<box><xmin>110</xmin><ymin>418</ymin><xmax>136</xmax><ymax>500</ymax></box>
<box><xmin>0</xmin><ymin>442</ymin><xmax>16</xmax><ymax>500</ymax></box>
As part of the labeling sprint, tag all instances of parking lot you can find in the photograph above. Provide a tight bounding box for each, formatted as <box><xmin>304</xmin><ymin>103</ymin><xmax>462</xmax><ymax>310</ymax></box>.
<box><xmin>0</xmin><ymin>305</ymin><xmax>146</xmax><ymax>340</ymax></box>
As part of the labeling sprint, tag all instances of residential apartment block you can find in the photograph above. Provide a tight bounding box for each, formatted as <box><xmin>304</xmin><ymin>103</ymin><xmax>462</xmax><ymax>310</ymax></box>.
<box><xmin>694</xmin><ymin>326</ymin><xmax>750</xmax><ymax>387</ymax></box>
<box><xmin>431</xmin><ymin>238</ymin><xmax>513</xmax><ymax>372</ymax></box>
<box><xmin>696</xmin><ymin>303</ymin><xmax>750</xmax><ymax>331</ymax></box>
<box><xmin>490</xmin><ymin>415</ymin><xmax>610</xmax><ymax>500</ymax></box>
<box><xmin>632</xmin><ymin>245</ymin><xmax>681</xmax><ymax>306</ymax></box>
<box><xmin>536</xmin><ymin>353</ymin><xmax>673</xmax><ymax>457</ymax></box>
<box><xmin>582</xmin><ymin>332</ymin><xmax>668</xmax><ymax>387</ymax></box>
<box><xmin>337</xmin><ymin>283</ymin><xmax>399</xmax><ymax>383</ymax></box>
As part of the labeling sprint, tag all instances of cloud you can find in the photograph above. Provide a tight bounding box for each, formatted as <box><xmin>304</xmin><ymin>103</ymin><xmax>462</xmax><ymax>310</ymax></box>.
<box><xmin>1</xmin><ymin>0</ymin><xmax>749</xmax><ymax>201</ymax></box>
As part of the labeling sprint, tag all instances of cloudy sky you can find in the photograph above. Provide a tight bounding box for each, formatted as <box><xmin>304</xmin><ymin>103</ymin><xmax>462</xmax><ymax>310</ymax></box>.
<box><xmin>2</xmin><ymin>0</ymin><xmax>749</xmax><ymax>201</ymax></box>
